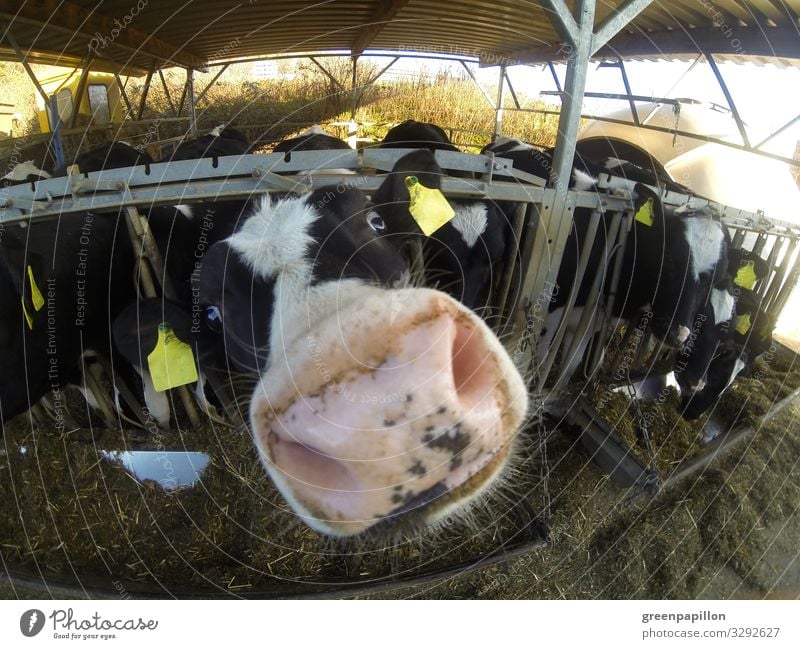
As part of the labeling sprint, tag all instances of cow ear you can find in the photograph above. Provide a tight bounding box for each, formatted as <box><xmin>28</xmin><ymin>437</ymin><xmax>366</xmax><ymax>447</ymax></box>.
<box><xmin>0</xmin><ymin>236</ymin><xmax>46</xmax><ymax>326</ymax></box>
<box><xmin>631</xmin><ymin>183</ymin><xmax>663</xmax><ymax>227</ymax></box>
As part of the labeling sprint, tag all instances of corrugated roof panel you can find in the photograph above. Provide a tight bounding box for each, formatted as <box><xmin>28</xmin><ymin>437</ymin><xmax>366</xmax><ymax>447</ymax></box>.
<box><xmin>0</xmin><ymin>0</ymin><xmax>797</xmax><ymax>73</ymax></box>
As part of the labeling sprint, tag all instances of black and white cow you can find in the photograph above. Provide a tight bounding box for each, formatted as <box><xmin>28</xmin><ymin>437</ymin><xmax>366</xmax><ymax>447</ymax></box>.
<box><xmin>675</xmin><ymin>248</ymin><xmax>774</xmax><ymax>420</ymax></box>
<box><xmin>1</xmin><ymin>161</ymin><xmax>51</xmax><ymax>187</ymax></box>
<box><xmin>371</xmin><ymin>149</ymin><xmax>512</xmax><ymax>312</ymax></box>
<box><xmin>536</xmin><ymin>185</ymin><xmax>729</xmax><ymax>382</ymax></box>
<box><xmin>482</xmin><ymin>136</ymin><xmax>692</xmax><ymax>193</ymax></box>
<box><xmin>183</xmin><ymin>185</ymin><xmax>529</xmax><ymax>537</ymax></box>
<box><xmin>0</xmin><ymin>208</ymin><xmax>135</xmax><ymax>423</ymax></box>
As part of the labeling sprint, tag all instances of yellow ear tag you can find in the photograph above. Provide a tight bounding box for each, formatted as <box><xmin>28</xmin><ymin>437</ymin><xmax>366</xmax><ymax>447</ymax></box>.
<box><xmin>634</xmin><ymin>198</ymin><xmax>654</xmax><ymax>226</ymax></box>
<box><xmin>736</xmin><ymin>312</ymin><xmax>752</xmax><ymax>335</ymax></box>
<box><xmin>27</xmin><ymin>265</ymin><xmax>45</xmax><ymax>311</ymax></box>
<box><xmin>405</xmin><ymin>175</ymin><xmax>455</xmax><ymax>236</ymax></box>
<box><xmin>147</xmin><ymin>323</ymin><xmax>198</xmax><ymax>392</ymax></box>
<box><xmin>734</xmin><ymin>260</ymin><xmax>757</xmax><ymax>290</ymax></box>
<box><xmin>21</xmin><ymin>301</ymin><xmax>33</xmax><ymax>329</ymax></box>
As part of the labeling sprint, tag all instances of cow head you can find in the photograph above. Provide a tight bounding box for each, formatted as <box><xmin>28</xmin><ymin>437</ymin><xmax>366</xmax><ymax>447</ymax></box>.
<box><xmin>195</xmin><ymin>186</ymin><xmax>529</xmax><ymax>537</ymax></box>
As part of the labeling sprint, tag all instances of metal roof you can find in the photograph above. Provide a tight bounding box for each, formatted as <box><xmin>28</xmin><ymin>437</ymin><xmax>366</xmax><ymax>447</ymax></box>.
<box><xmin>1</xmin><ymin>1</ymin><xmax>798</xmax><ymax>75</ymax></box>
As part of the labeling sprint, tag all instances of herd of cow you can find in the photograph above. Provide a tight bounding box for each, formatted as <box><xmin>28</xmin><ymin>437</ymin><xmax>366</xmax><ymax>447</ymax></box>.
<box><xmin>0</xmin><ymin>120</ymin><xmax>776</xmax><ymax>536</ymax></box>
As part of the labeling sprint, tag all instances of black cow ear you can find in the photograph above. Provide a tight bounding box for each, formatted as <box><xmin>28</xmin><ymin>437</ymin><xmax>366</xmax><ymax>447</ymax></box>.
<box><xmin>632</xmin><ymin>182</ymin><xmax>663</xmax><ymax>227</ymax></box>
<box><xmin>1</xmin><ymin>235</ymin><xmax>46</xmax><ymax>324</ymax></box>
<box><xmin>325</xmin><ymin>187</ymin><xmax>369</xmax><ymax>222</ymax></box>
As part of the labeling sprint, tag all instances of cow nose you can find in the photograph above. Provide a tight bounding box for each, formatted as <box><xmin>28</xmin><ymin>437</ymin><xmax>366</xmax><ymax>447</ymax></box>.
<box><xmin>249</xmin><ymin>289</ymin><xmax>526</xmax><ymax>537</ymax></box>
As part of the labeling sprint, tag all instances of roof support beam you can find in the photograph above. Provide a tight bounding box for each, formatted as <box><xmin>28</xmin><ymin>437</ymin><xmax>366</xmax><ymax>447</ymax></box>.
<box><xmin>541</xmin><ymin>0</ymin><xmax>579</xmax><ymax>44</ymax></box>
<box><xmin>549</xmin><ymin>0</ymin><xmax>595</xmax><ymax>194</ymax></box>
<box><xmin>136</xmin><ymin>65</ymin><xmax>155</xmax><ymax>121</ymax></box>
<box><xmin>592</xmin><ymin>0</ymin><xmax>655</xmax><ymax>54</ymax></box>
<box><xmin>351</xmin><ymin>0</ymin><xmax>411</xmax><ymax>56</ymax></box>
<box><xmin>68</xmin><ymin>53</ymin><xmax>96</xmax><ymax>129</ymax></box>
<box><xmin>755</xmin><ymin>114</ymin><xmax>800</xmax><ymax>150</ymax></box>
<box><xmin>114</xmin><ymin>72</ymin><xmax>133</xmax><ymax>118</ymax></box>
<box><xmin>310</xmin><ymin>57</ymin><xmax>346</xmax><ymax>92</ymax></box>
<box><xmin>158</xmin><ymin>69</ymin><xmax>177</xmax><ymax>117</ymax></box>
<box><xmin>505</xmin><ymin>26</ymin><xmax>800</xmax><ymax>63</ymax></box>
<box><xmin>194</xmin><ymin>64</ymin><xmax>229</xmax><ymax>106</ymax></box>
<box><xmin>705</xmin><ymin>52</ymin><xmax>751</xmax><ymax>148</ymax></box>
<box><xmin>0</xmin><ymin>0</ymin><xmax>207</xmax><ymax>70</ymax></box>
<box><xmin>0</xmin><ymin>27</ymin><xmax>50</xmax><ymax>105</ymax></box>
<box><xmin>460</xmin><ymin>61</ymin><xmax>497</xmax><ymax>109</ymax></box>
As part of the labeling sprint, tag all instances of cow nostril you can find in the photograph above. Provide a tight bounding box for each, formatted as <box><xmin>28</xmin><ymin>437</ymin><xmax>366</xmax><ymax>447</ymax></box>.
<box><xmin>450</xmin><ymin>320</ymin><xmax>495</xmax><ymax>411</ymax></box>
<box><xmin>269</xmin><ymin>434</ymin><xmax>359</xmax><ymax>493</ymax></box>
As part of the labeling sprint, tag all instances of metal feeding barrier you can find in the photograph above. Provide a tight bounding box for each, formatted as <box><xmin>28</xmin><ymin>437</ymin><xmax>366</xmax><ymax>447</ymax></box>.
<box><xmin>2</xmin><ymin>147</ymin><xmax>800</xmax><ymax>597</ymax></box>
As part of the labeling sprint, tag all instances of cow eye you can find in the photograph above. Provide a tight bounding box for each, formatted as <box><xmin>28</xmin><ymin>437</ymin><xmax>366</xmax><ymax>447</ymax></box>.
<box><xmin>204</xmin><ymin>305</ymin><xmax>222</xmax><ymax>332</ymax></box>
<box><xmin>367</xmin><ymin>211</ymin><xmax>385</xmax><ymax>232</ymax></box>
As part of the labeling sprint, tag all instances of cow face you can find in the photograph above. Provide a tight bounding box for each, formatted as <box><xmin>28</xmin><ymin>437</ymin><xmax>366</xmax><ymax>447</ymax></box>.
<box><xmin>195</xmin><ymin>186</ymin><xmax>529</xmax><ymax>537</ymax></box>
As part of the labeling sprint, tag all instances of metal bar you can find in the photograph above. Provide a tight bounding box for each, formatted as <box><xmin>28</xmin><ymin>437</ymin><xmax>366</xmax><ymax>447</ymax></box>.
<box><xmin>68</xmin><ymin>54</ymin><xmax>95</xmax><ymax>129</ymax></box>
<box><xmin>136</xmin><ymin>65</ymin><xmax>155</xmax><ymax>121</ymax></box>
<box><xmin>758</xmin><ymin>236</ymin><xmax>784</xmax><ymax>302</ymax></box>
<box><xmin>494</xmin><ymin>202</ymin><xmax>527</xmax><ymax>322</ymax></box>
<box><xmin>309</xmin><ymin>57</ymin><xmax>345</xmax><ymax>91</ymax></box>
<box><xmin>48</xmin><ymin>95</ymin><xmax>65</xmax><ymax>169</ymax></box>
<box><xmin>186</xmin><ymin>69</ymin><xmax>197</xmax><ymax>137</ymax></box>
<box><xmin>772</xmin><ymin>250</ymin><xmax>800</xmax><ymax>317</ymax></box>
<box><xmin>177</xmin><ymin>76</ymin><xmax>190</xmax><ymax>116</ymax></box>
<box><xmin>592</xmin><ymin>0</ymin><xmax>656</xmax><ymax>53</ymax></box>
<box><xmin>504</xmin><ymin>69</ymin><xmax>521</xmax><ymax>110</ymax></box>
<box><xmin>754</xmin><ymin>113</ymin><xmax>800</xmax><ymax>150</ymax></box>
<box><xmin>751</xmin><ymin>232</ymin><xmax>768</xmax><ymax>258</ymax></box>
<box><xmin>662</xmin><ymin>383</ymin><xmax>800</xmax><ymax>490</ymax></box>
<box><xmin>731</xmin><ymin>228</ymin><xmax>746</xmax><ymax>249</ymax></box>
<box><xmin>459</xmin><ymin>61</ymin><xmax>496</xmax><ymax>109</ymax></box>
<box><xmin>549</xmin><ymin>0</ymin><xmax>595</xmax><ymax>192</ymax></box>
<box><xmin>518</xmin><ymin>109</ymin><xmax>800</xmax><ymax>168</ymax></box>
<box><xmin>350</xmin><ymin>56</ymin><xmax>358</xmax><ymax>120</ymax></box>
<box><xmin>547</xmin><ymin>62</ymin><xmax>563</xmax><ymax>94</ymax></box>
<box><xmin>492</xmin><ymin>65</ymin><xmax>506</xmax><ymax>140</ymax></box>
<box><xmin>537</xmin><ymin>209</ymin><xmax>603</xmax><ymax>389</ymax></box>
<box><xmin>540</xmin><ymin>90</ymin><xmax>682</xmax><ymax>105</ymax></box>
<box><xmin>616</xmin><ymin>58</ymin><xmax>639</xmax><ymax>126</ymax></box>
<box><xmin>1</xmin><ymin>28</ymin><xmax>50</xmax><ymax>105</ymax></box>
<box><xmin>157</xmin><ymin>69</ymin><xmax>177</xmax><ymax>116</ymax></box>
<box><xmin>705</xmin><ymin>53</ymin><xmax>751</xmax><ymax>148</ymax></box>
<box><xmin>764</xmin><ymin>238</ymin><xmax>797</xmax><ymax>311</ymax></box>
<box><xmin>541</xmin><ymin>0</ymin><xmax>579</xmax><ymax>44</ymax></box>
<box><xmin>114</xmin><ymin>72</ymin><xmax>133</xmax><ymax>118</ymax></box>
<box><xmin>194</xmin><ymin>64</ymin><xmax>228</xmax><ymax>106</ymax></box>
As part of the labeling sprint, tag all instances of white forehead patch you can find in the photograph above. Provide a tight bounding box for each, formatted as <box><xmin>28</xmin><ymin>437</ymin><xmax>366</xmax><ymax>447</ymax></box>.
<box><xmin>450</xmin><ymin>202</ymin><xmax>488</xmax><ymax>248</ymax></box>
<box><xmin>175</xmin><ymin>204</ymin><xmax>193</xmax><ymax>219</ymax></box>
<box><xmin>604</xmin><ymin>157</ymin><xmax>625</xmax><ymax>170</ymax></box>
<box><xmin>3</xmin><ymin>160</ymin><xmax>51</xmax><ymax>181</ymax></box>
<box><xmin>683</xmin><ymin>216</ymin><xmax>725</xmax><ymax>281</ymax></box>
<box><xmin>571</xmin><ymin>168</ymin><xmax>598</xmax><ymax>191</ymax></box>
<box><xmin>710</xmin><ymin>288</ymin><xmax>735</xmax><ymax>325</ymax></box>
<box><xmin>300</xmin><ymin>124</ymin><xmax>330</xmax><ymax>137</ymax></box>
<box><xmin>229</xmin><ymin>194</ymin><xmax>318</xmax><ymax>278</ymax></box>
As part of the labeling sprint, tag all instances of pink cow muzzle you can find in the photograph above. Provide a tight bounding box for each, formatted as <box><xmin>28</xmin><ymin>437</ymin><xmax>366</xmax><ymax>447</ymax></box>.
<box><xmin>250</xmin><ymin>288</ymin><xmax>528</xmax><ymax>537</ymax></box>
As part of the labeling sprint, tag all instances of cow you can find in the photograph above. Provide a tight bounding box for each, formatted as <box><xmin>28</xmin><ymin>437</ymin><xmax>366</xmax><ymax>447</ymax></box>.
<box><xmin>1</xmin><ymin>161</ymin><xmax>51</xmax><ymax>187</ymax></box>
<box><xmin>370</xmin><ymin>149</ymin><xmax>512</xmax><ymax>313</ymax></box>
<box><xmin>675</xmin><ymin>248</ymin><xmax>774</xmax><ymax>420</ymax></box>
<box><xmin>186</xmin><ymin>184</ymin><xmax>529</xmax><ymax>537</ymax></box>
<box><xmin>50</xmin><ymin>141</ymin><xmax>152</xmax><ymax>177</ymax></box>
<box><xmin>482</xmin><ymin>136</ymin><xmax>693</xmax><ymax>193</ymax></box>
<box><xmin>272</xmin><ymin>124</ymin><xmax>350</xmax><ymax>153</ymax></box>
<box><xmin>170</xmin><ymin>124</ymin><xmax>250</xmax><ymax>161</ymax></box>
<box><xmin>380</xmin><ymin>120</ymin><xmax>460</xmax><ymax>153</ymax></box>
<box><xmin>0</xmin><ymin>208</ymin><xmax>135</xmax><ymax>424</ymax></box>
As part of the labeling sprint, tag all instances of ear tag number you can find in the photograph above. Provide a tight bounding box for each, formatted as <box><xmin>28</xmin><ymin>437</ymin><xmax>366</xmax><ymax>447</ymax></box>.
<box><xmin>734</xmin><ymin>260</ymin><xmax>757</xmax><ymax>290</ymax></box>
<box><xmin>635</xmin><ymin>198</ymin><xmax>654</xmax><ymax>226</ymax></box>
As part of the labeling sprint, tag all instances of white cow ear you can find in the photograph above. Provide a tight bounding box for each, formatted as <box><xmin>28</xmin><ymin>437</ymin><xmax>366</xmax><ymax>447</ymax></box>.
<box><xmin>367</xmin><ymin>211</ymin><xmax>385</xmax><ymax>232</ymax></box>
